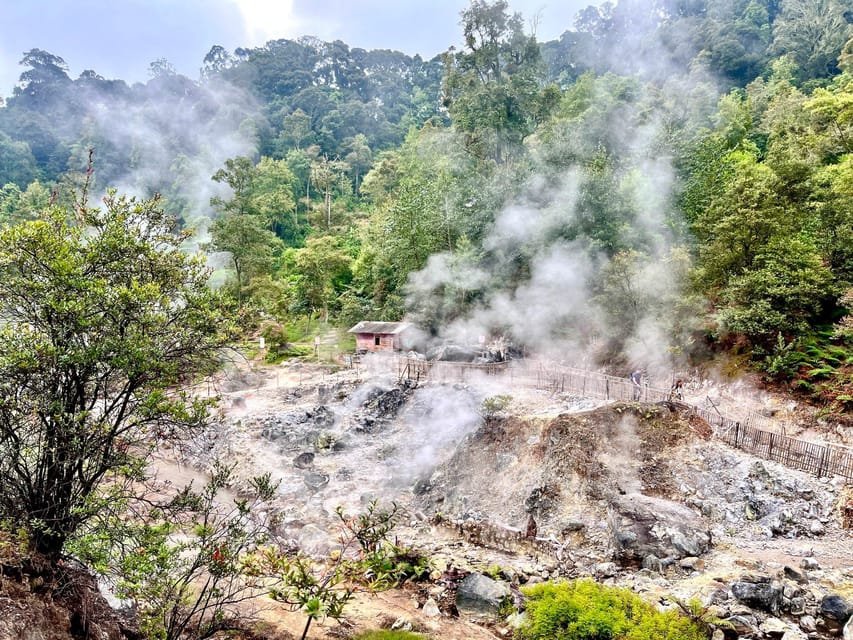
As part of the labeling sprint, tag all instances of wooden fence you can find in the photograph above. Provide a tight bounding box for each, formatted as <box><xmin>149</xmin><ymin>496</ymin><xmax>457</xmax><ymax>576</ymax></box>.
<box><xmin>394</xmin><ymin>356</ymin><xmax>853</xmax><ymax>483</ymax></box>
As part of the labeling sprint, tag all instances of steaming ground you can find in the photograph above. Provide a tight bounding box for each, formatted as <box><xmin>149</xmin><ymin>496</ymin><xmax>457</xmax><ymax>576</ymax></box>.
<box><xmin>178</xmin><ymin>358</ymin><xmax>605</xmax><ymax>554</ymax></box>
<box><xmin>161</xmin><ymin>358</ymin><xmax>853</xmax><ymax>638</ymax></box>
<box><xmin>174</xmin><ymin>358</ymin><xmax>850</xmax><ymax>565</ymax></box>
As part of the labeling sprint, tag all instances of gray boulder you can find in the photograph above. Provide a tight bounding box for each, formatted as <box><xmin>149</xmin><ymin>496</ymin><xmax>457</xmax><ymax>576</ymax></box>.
<box><xmin>731</xmin><ymin>580</ymin><xmax>782</xmax><ymax>613</ymax></box>
<box><xmin>726</xmin><ymin>614</ymin><xmax>759</xmax><ymax>637</ymax></box>
<box><xmin>610</xmin><ymin>493</ymin><xmax>711</xmax><ymax>564</ymax></box>
<box><xmin>820</xmin><ymin>594</ymin><xmax>852</xmax><ymax>623</ymax></box>
<box><xmin>456</xmin><ymin>573</ymin><xmax>511</xmax><ymax>614</ymax></box>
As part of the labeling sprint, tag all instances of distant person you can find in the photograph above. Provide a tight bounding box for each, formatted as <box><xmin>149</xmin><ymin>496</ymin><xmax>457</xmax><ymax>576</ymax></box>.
<box><xmin>670</xmin><ymin>379</ymin><xmax>684</xmax><ymax>402</ymax></box>
<box><xmin>526</xmin><ymin>514</ymin><xmax>537</xmax><ymax>539</ymax></box>
<box><xmin>630</xmin><ymin>369</ymin><xmax>643</xmax><ymax>401</ymax></box>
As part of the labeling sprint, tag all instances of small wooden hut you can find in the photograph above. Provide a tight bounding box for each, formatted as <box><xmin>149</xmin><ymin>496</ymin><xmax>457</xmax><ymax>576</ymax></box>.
<box><xmin>348</xmin><ymin>321</ymin><xmax>414</xmax><ymax>353</ymax></box>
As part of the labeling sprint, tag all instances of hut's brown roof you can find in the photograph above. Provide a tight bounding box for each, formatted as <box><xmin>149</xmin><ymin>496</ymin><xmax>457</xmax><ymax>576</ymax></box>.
<box><xmin>347</xmin><ymin>321</ymin><xmax>412</xmax><ymax>335</ymax></box>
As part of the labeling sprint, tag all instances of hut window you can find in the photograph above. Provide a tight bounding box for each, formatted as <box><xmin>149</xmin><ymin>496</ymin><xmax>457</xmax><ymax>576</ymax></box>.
<box><xmin>374</xmin><ymin>335</ymin><xmax>381</xmax><ymax>346</ymax></box>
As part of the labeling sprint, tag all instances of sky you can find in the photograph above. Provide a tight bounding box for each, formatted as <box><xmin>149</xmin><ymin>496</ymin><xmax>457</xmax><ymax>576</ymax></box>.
<box><xmin>0</xmin><ymin>0</ymin><xmax>592</xmax><ymax>96</ymax></box>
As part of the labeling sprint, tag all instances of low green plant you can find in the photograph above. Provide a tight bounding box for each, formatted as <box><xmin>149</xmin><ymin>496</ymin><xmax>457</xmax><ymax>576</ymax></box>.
<box><xmin>336</xmin><ymin>501</ymin><xmax>432</xmax><ymax>590</ymax></box>
<box><xmin>265</xmin><ymin>500</ymin><xmax>429</xmax><ymax>640</ymax></box>
<box><xmin>482</xmin><ymin>394</ymin><xmax>513</xmax><ymax>417</ymax></box>
<box><xmin>72</xmin><ymin>462</ymin><xmax>279</xmax><ymax>640</ymax></box>
<box><xmin>353</xmin><ymin>631</ymin><xmax>426</xmax><ymax>640</ymax></box>
<box><xmin>669</xmin><ymin>597</ymin><xmax>733</xmax><ymax>637</ymax></box>
<box><xmin>517</xmin><ymin>579</ymin><xmax>706</xmax><ymax>640</ymax></box>
<box><xmin>763</xmin><ymin>333</ymin><xmax>804</xmax><ymax>379</ymax></box>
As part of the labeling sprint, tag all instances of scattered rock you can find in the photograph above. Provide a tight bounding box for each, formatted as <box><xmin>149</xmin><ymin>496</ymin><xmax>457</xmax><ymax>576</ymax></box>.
<box><xmin>679</xmin><ymin>556</ymin><xmax>704</xmax><ymax>571</ymax></box>
<box><xmin>391</xmin><ymin>617</ymin><xmax>413</xmax><ymax>631</ymax></box>
<box><xmin>799</xmin><ymin>614</ymin><xmax>817</xmax><ymax>632</ymax></box>
<box><xmin>787</xmin><ymin>597</ymin><xmax>806</xmax><ymax>615</ymax></box>
<box><xmin>642</xmin><ymin>555</ymin><xmax>663</xmax><ymax>573</ymax></box>
<box><xmin>303</xmin><ymin>471</ymin><xmax>329</xmax><ymax>491</ymax></box>
<box><xmin>422</xmin><ymin>598</ymin><xmax>441</xmax><ymax>618</ymax></box>
<box><xmin>731</xmin><ymin>580</ymin><xmax>782</xmax><ymax>612</ymax></box>
<box><xmin>759</xmin><ymin>616</ymin><xmax>790</xmax><ymax>637</ymax></box>
<box><xmin>292</xmin><ymin>452</ymin><xmax>314</xmax><ymax>469</ymax></box>
<box><xmin>456</xmin><ymin>573</ymin><xmax>511</xmax><ymax>614</ymax></box>
<box><xmin>594</xmin><ymin>562</ymin><xmax>618</xmax><ymax>578</ymax></box>
<box><xmin>801</xmin><ymin>557</ymin><xmax>820</xmax><ymax>571</ymax></box>
<box><xmin>726</xmin><ymin>614</ymin><xmax>759</xmax><ymax>637</ymax></box>
<box><xmin>843</xmin><ymin>616</ymin><xmax>853</xmax><ymax>640</ymax></box>
<box><xmin>561</xmin><ymin>521</ymin><xmax>586</xmax><ymax>534</ymax></box>
<box><xmin>820</xmin><ymin>594</ymin><xmax>852</xmax><ymax>623</ymax></box>
<box><xmin>783</xmin><ymin>566</ymin><xmax>808</xmax><ymax>584</ymax></box>
<box><xmin>610</xmin><ymin>493</ymin><xmax>711</xmax><ymax>563</ymax></box>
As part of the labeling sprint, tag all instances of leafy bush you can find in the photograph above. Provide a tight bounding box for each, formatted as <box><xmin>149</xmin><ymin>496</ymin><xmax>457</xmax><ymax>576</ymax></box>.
<box><xmin>337</xmin><ymin>501</ymin><xmax>432</xmax><ymax>590</ymax></box>
<box><xmin>518</xmin><ymin>580</ymin><xmax>706</xmax><ymax>640</ymax></box>
<box><xmin>482</xmin><ymin>394</ymin><xmax>513</xmax><ymax>417</ymax></box>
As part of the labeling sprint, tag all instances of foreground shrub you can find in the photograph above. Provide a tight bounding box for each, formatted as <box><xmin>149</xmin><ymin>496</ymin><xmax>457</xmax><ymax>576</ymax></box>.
<box><xmin>518</xmin><ymin>580</ymin><xmax>706</xmax><ymax>640</ymax></box>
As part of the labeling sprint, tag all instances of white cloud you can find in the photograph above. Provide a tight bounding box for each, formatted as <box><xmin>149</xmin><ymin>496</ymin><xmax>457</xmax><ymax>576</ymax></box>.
<box><xmin>230</xmin><ymin>0</ymin><xmax>305</xmax><ymax>46</ymax></box>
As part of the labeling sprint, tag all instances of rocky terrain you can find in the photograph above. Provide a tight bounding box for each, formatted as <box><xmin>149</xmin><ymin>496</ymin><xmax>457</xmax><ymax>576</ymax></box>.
<box><xmin>167</xmin><ymin>359</ymin><xmax>853</xmax><ymax>639</ymax></box>
<box><xmin>4</xmin><ymin>355</ymin><xmax>848</xmax><ymax>639</ymax></box>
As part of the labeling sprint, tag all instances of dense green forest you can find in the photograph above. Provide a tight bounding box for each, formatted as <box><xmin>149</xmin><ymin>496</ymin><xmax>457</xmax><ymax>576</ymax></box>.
<box><xmin>2</xmin><ymin>0</ymin><xmax>853</xmax><ymax>413</ymax></box>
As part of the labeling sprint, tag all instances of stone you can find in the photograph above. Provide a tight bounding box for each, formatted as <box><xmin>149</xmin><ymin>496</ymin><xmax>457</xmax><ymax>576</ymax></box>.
<box><xmin>561</xmin><ymin>521</ymin><xmax>586</xmax><ymax>534</ymax></box>
<box><xmin>292</xmin><ymin>451</ymin><xmax>314</xmax><ymax>469</ymax></box>
<box><xmin>456</xmin><ymin>573</ymin><xmax>511</xmax><ymax>614</ymax></box>
<box><xmin>303</xmin><ymin>471</ymin><xmax>329</xmax><ymax>491</ymax></box>
<box><xmin>391</xmin><ymin>617</ymin><xmax>413</xmax><ymax>631</ymax></box>
<box><xmin>783</xmin><ymin>582</ymin><xmax>805</xmax><ymax>599</ymax></box>
<box><xmin>801</xmin><ymin>557</ymin><xmax>820</xmax><ymax>570</ymax></box>
<box><xmin>799</xmin><ymin>615</ymin><xmax>817</xmax><ymax>632</ymax></box>
<box><xmin>422</xmin><ymin>597</ymin><xmax>440</xmax><ymax>618</ymax></box>
<box><xmin>844</xmin><ymin>616</ymin><xmax>853</xmax><ymax>640</ymax></box>
<box><xmin>781</xmin><ymin>631</ymin><xmax>807</xmax><ymax>640</ymax></box>
<box><xmin>788</xmin><ymin>597</ymin><xmax>806</xmax><ymax>615</ymax></box>
<box><xmin>609</xmin><ymin>493</ymin><xmax>711</xmax><ymax>563</ymax></box>
<box><xmin>706</xmin><ymin>588</ymin><xmax>730</xmax><ymax>606</ymax></box>
<box><xmin>731</xmin><ymin>581</ymin><xmax>782</xmax><ymax>612</ymax></box>
<box><xmin>741</xmin><ymin>572</ymin><xmax>772</xmax><ymax>583</ymax></box>
<box><xmin>711</xmin><ymin>629</ymin><xmax>725</xmax><ymax>640</ymax></box>
<box><xmin>809</xmin><ymin>521</ymin><xmax>825</xmax><ymax>535</ymax></box>
<box><xmin>760</xmin><ymin>616</ymin><xmax>790</xmax><ymax>637</ymax></box>
<box><xmin>784</xmin><ymin>566</ymin><xmax>808</xmax><ymax>584</ymax></box>
<box><xmin>726</xmin><ymin>614</ymin><xmax>759</xmax><ymax>637</ymax></box>
<box><xmin>680</xmin><ymin>556</ymin><xmax>704</xmax><ymax>571</ymax></box>
<box><xmin>642</xmin><ymin>555</ymin><xmax>663</xmax><ymax>573</ymax></box>
<box><xmin>820</xmin><ymin>595</ymin><xmax>852</xmax><ymax>623</ymax></box>
<box><xmin>595</xmin><ymin>562</ymin><xmax>618</xmax><ymax>578</ymax></box>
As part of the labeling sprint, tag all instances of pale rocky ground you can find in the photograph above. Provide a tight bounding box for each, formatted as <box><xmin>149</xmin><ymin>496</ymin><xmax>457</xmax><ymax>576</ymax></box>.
<box><xmin>163</xmin><ymin>357</ymin><xmax>852</xmax><ymax>639</ymax></box>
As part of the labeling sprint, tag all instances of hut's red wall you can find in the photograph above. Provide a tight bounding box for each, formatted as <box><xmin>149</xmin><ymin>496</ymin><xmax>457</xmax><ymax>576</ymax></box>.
<box><xmin>355</xmin><ymin>333</ymin><xmax>396</xmax><ymax>352</ymax></box>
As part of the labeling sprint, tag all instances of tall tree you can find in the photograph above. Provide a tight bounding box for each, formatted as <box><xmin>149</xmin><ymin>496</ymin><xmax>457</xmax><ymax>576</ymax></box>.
<box><xmin>442</xmin><ymin>0</ymin><xmax>558</xmax><ymax>163</ymax></box>
<box><xmin>771</xmin><ymin>0</ymin><xmax>853</xmax><ymax>82</ymax></box>
<box><xmin>0</xmin><ymin>188</ymin><xmax>231</xmax><ymax>558</ymax></box>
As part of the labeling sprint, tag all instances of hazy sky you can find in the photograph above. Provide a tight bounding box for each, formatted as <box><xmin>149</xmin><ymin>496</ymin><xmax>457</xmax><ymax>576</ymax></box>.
<box><xmin>0</xmin><ymin>0</ymin><xmax>592</xmax><ymax>96</ymax></box>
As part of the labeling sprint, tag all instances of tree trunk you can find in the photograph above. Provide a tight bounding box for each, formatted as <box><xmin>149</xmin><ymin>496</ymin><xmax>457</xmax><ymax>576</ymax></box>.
<box><xmin>325</xmin><ymin>189</ymin><xmax>332</xmax><ymax>228</ymax></box>
<box><xmin>300</xmin><ymin>615</ymin><xmax>313</xmax><ymax>640</ymax></box>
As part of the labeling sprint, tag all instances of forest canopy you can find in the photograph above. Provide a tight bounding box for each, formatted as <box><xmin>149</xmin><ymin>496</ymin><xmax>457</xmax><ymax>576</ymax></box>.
<box><xmin>1</xmin><ymin>0</ymin><xmax>853</xmax><ymax>410</ymax></box>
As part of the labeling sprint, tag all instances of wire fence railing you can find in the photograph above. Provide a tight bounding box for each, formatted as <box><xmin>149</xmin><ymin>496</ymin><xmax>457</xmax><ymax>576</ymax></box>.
<box><xmin>393</xmin><ymin>356</ymin><xmax>853</xmax><ymax>482</ymax></box>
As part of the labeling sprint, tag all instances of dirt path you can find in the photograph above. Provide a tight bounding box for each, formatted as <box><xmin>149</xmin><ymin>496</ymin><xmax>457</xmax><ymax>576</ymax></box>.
<box><xmin>253</xmin><ymin>587</ymin><xmax>501</xmax><ymax>640</ymax></box>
